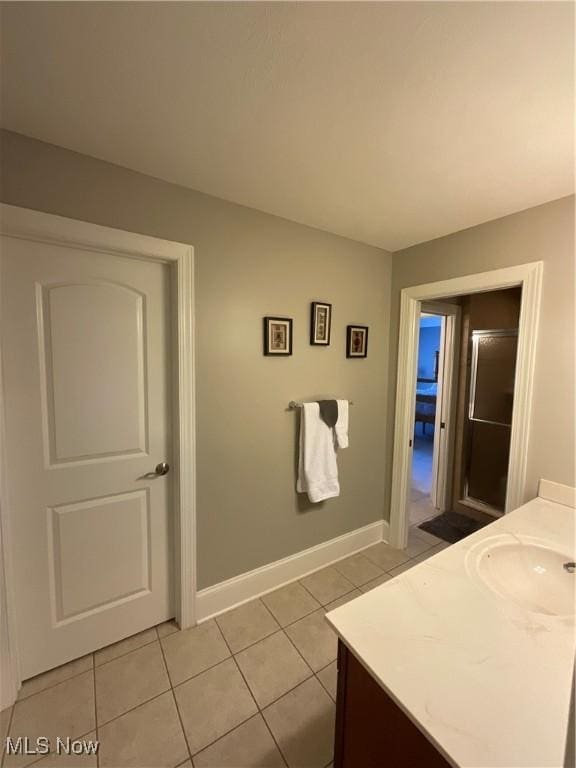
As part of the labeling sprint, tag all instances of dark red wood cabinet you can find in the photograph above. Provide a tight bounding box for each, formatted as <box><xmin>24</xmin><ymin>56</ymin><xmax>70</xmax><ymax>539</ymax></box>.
<box><xmin>334</xmin><ymin>640</ymin><xmax>452</xmax><ymax>768</ymax></box>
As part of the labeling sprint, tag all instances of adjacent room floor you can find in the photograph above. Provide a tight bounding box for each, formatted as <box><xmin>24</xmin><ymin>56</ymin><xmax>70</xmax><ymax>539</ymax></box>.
<box><xmin>410</xmin><ymin>432</ymin><xmax>438</xmax><ymax>526</ymax></box>
<box><xmin>0</xmin><ymin>528</ymin><xmax>448</xmax><ymax>768</ymax></box>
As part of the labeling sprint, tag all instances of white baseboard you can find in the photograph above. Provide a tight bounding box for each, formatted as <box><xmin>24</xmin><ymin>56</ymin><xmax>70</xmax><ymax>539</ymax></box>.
<box><xmin>196</xmin><ymin>519</ymin><xmax>389</xmax><ymax>622</ymax></box>
<box><xmin>538</xmin><ymin>479</ymin><xmax>576</xmax><ymax>508</ymax></box>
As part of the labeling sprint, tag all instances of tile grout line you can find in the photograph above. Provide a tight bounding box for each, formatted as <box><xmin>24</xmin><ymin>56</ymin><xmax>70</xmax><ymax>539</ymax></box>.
<box><xmin>274</xmin><ymin>602</ymin><xmax>322</xmax><ymax>629</ymax></box>
<box><xmin>166</xmin><ymin>652</ymin><xmax>235</xmax><ymax>691</ymax></box>
<box><xmin>315</xmin><ymin>672</ymin><xmax>335</xmax><ymax>702</ymax></box>
<box><xmin>230</xmin><ymin>654</ymin><xmax>296</xmax><ymax>768</ymax></box>
<box><xmin>228</xmin><ymin>656</ymin><xmax>287</xmax><ymax>764</ymax></box>
<box><xmin>94</xmin><ymin>635</ymin><xmax>159</xmax><ymax>671</ymax></box>
<box><xmin>234</xmin><ymin>623</ymin><xmax>315</xmax><ymax>688</ymax></box>
<box><xmin>331</xmin><ymin>556</ymin><xmax>388</xmax><ymax>587</ymax></box>
<box><xmin>262</xmin><ymin>582</ymin><xmax>322</xmax><ymax>614</ymax></box>
<box><xmin>211</xmin><ymin>618</ymin><xmax>234</xmax><ymax>662</ymax></box>
<box><xmin>252</xmin><ymin>666</ymin><xmax>316</xmax><ymax>714</ymax></box>
<box><xmin>211</xmin><ymin>619</ymin><xmax>289</xmax><ymax>767</ymax></box>
<box><xmin>15</xmin><ymin>665</ymin><xmax>95</xmax><ymax>704</ymax></box>
<box><xmin>179</xmin><ymin>622</ymin><xmax>274</xmax><ymax>761</ymax></box>
<box><xmin>313</xmin><ymin>653</ymin><xmax>339</xmax><ymax>702</ymax></box>
<box><xmin>372</xmin><ymin>543</ymin><xmax>439</xmax><ymax>575</ymax></box>
<box><xmin>188</xmin><ymin>625</ymin><xmax>275</xmax><ymax>763</ymax></box>
<box><xmin>95</xmin><ymin>669</ymin><xmax>172</xmax><ymax>728</ymax></box>
<box><xmin>214</xmin><ymin>624</ymin><xmax>279</xmax><ymax>658</ymax></box>
<box><xmin>321</xmin><ymin>588</ymin><xmax>360</xmax><ymax>609</ymax></box>
<box><xmin>156</xmin><ymin>627</ymin><xmax>194</xmax><ymax>767</ymax></box>
<box><xmin>233</xmin><ymin>625</ymin><xmax>335</xmax><ymax>766</ymax></box>
<box><xmin>384</xmin><ymin>544</ymin><xmax>441</xmax><ymax>575</ymax></box>
<box><xmin>257</xmin><ymin>598</ymin><xmax>283</xmax><ymax>630</ymax></box>
<box><xmin>260</xmin><ymin>719</ymin><xmax>290</xmax><ymax>768</ymax></box>
<box><xmin>152</xmin><ymin>622</ymin><xmax>326</xmax><ymax>704</ymax></box>
<box><xmin>299</xmin><ymin>573</ymin><xmax>356</xmax><ymax>604</ymax></box>
<box><xmin>16</xmin><ymin>632</ymin><xmax>163</xmax><ymax>705</ymax></box>
<box><xmin>95</xmin><ymin>688</ymin><xmax>171</xmax><ymax>732</ymax></box>
<box><xmin>212</xmin><ymin>596</ymin><xmax>341</xmax><ymax>660</ymax></box>
<box><xmin>213</xmin><ymin>597</ymin><xmax>281</xmax><ymax>653</ymax></box>
<box><xmin>168</xmin><ymin>682</ymin><xmax>194</xmax><ymax>766</ymax></box>
<box><xmin>220</xmin><ymin>590</ymin><xmax>341</xmax><ymax>655</ymax></box>
<box><xmin>4</xmin><ymin>668</ymin><xmax>98</xmax><ymax>765</ymax></box>
<box><xmin>316</xmin><ymin>658</ymin><xmax>337</xmax><ymax>676</ymax></box>
<box><xmin>297</xmin><ymin>578</ymin><xmax>356</xmax><ymax>609</ymax></box>
<box><xmin>297</xmin><ymin>576</ymin><xmax>325</xmax><ymax>604</ymax></box>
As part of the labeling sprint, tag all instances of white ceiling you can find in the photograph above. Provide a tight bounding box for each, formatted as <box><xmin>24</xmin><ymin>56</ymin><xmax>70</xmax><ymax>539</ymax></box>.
<box><xmin>0</xmin><ymin>2</ymin><xmax>573</xmax><ymax>251</ymax></box>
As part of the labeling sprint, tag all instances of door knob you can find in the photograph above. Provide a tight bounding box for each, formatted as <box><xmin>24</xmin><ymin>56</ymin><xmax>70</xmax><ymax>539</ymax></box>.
<box><xmin>155</xmin><ymin>462</ymin><xmax>170</xmax><ymax>476</ymax></box>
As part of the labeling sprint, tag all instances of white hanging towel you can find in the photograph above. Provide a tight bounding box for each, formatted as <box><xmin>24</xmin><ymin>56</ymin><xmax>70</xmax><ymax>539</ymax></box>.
<box><xmin>335</xmin><ymin>399</ymin><xmax>349</xmax><ymax>449</ymax></box>
<box><xmin>297</xmin><ymin>402</ymin><xmax>340</xmax><ymax>502</ymax></box>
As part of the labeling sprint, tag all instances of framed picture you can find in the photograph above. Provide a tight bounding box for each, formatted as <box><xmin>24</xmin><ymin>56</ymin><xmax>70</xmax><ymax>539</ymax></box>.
<box><xmin>263</xmin><ymin>317</ymin><xmax>293</xmax><ymax>356</ymax></box>
<box><xmin>310</xmin><ymin>302</ymin><xmax>332</xmax><ymax>345</ymax></box>
<box><xmin>346</xmin><ymin>325</ymin><xmax>368</xmax><ymax>358</ymax></box>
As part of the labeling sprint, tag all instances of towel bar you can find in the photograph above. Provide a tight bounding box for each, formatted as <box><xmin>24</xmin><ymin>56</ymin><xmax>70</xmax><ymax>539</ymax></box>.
<box><xmin>288</xmin><ymin>400</ymin><xmax>354</xmax><ymax>409</ymax></box>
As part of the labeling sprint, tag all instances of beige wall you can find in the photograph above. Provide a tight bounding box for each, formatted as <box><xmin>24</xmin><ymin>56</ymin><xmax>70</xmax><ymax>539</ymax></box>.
<box><xmin>0</xmin><ymin>130</ymin><xmax>392</xmax><ymax>589</ymax></box>
<box><xmin>2</xmin><ymin>130</ymin><xmax>571</xmax><ymax>582</ymax></box>
<box><xmin>388</xmin><ymin>196</ymin><xmax>575</xmax><ymax>511</ymax></box>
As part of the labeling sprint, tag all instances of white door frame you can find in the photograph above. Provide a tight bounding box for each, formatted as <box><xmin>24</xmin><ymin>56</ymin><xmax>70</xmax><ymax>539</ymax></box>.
<box><xmin>389</xmin><ymin>262</ymin><xmax>543</xmax><ymax>550</ymax></box>
<box><xmin>0</xmin><ymin>204</ymin><xmax>196</xmax><ymax>707</ymax></box>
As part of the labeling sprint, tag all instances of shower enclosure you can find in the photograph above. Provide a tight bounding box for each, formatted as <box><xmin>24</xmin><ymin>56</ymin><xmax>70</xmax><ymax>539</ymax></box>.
<box><xmin>464</xmin><ymin>329</ymin><xmax>518</xmax><ymax>513</ymax></box>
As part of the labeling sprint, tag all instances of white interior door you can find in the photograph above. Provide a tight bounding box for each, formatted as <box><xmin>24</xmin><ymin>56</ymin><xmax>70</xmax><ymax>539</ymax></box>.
<box><xmin>430</xmin><ymin>316</ymin><xmax>447</xmax><ymax>508</ymax></box>
<box><xmin>421</xmin><ymin>302</ymin><xmax>460</xmax><ymax>513</ymax></box>
<box><xmin>1</xmin><ymin>234</ymin><xmax>174</xmax><ymax>679</ymax></box>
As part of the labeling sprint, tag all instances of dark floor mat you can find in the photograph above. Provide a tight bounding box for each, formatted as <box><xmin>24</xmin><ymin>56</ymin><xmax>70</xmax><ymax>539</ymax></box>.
<box><xmin>419</xmin><ymin>510</ymin><xmax>489</xmax><ymax>544</ymax></box>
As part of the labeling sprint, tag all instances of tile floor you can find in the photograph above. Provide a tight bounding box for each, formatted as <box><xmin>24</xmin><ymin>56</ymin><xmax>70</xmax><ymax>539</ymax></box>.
<box><xmin>1</xmin><ymin>528</ymin><xmax>448</xmax><ymax>768</ymax></box>
<box><xmin>410</xmin><ymin>488</ymin><xmax>439</xmax><ymax>527</ymax></box>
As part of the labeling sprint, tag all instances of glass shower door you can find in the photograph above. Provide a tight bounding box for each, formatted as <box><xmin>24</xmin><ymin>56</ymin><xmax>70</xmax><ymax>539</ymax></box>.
<box><xmin>464</xmin><ymin>329</ymin><xmax>518</xmax><ymax>512</ymax></box>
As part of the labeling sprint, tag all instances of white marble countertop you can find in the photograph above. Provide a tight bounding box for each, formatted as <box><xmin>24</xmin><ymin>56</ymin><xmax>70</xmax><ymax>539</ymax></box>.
<box><xmin>325</xmin><ymin>494</ymin><xmax>575</xmax><ymax>768</ymax></box>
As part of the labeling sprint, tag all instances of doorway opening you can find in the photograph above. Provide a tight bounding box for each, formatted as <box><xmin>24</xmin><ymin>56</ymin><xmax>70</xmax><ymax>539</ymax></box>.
<box><xmin>391</xmin><ymin>262</ymin><xmax>543</xmax><ymax>553</ymax></box>
<box><xmin>410</xmin><ymin>312</ymin><xmax>442</xmax><ymax>526</ymax></box>
<box><xmin>408</xmin><ymin>288</ymin><xmax>522</xmax><ymax>545</ymax></box>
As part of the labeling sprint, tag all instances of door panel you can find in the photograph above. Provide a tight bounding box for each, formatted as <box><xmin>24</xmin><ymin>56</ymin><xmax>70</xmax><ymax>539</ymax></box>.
<box><xmin>1</xmin><ymin>236</ymin><xmax>173</xmax><ymax>678</ymax></box>
<box><xmin>39</xmin><ymin>282</ymin><xmax>147</xmax><ymax>463</ymax></box>
<box><xmin>465</xmin><ymin>421</ymin><xmax>510</xmax><ymax>511</ymax></box>
<box><xmin>465</xmin><ymin>329</ymin><xmax>518</xmax><ymax>512</ymax></box>
<box><xmin>49</xmin><ymin>490</ymin><xmax>151</xmax><ymax>624</ymax></box>
<box><xmin>469</xmin><ymin>331</ymin><xmax>518</xmax><ymax>426</ymax></box>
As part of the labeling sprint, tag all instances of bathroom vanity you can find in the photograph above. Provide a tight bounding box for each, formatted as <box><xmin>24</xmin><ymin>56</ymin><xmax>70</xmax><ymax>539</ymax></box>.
<box><xmin>325</xmin><ymin>482</ymin><xmax>575</xmax><ymax>768</ymax></box>
<box><xmin>333</xmin><ymin>640</ymin><xmax>451</xmax><ymax>767</ymax></box>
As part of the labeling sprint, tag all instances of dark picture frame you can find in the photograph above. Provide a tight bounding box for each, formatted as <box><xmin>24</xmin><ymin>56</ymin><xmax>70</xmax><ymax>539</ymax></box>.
<box><xmin>310</xmin><ymin>302</ymin><xmax>332</xmax><ymax>345</ymax></box>
<box><xmin>346</xmin><ymin>325</ymin><xmax>369</xmax><ymax>358</ymax></box>
<box><xmin>263</xmin><ymin>317</ymin><xmax>293</xmax><ymax>356</ymax></box>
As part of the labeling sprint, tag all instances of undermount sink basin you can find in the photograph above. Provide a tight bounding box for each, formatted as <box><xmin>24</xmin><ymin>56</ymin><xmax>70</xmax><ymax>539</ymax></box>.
<box><xmin>468</xmin><ymin>536</ymin><xmax>575</xmax><ymax>617</ymax></box>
